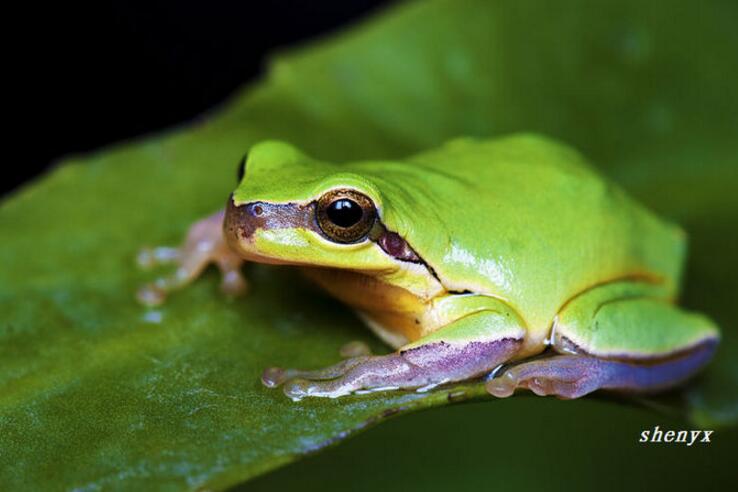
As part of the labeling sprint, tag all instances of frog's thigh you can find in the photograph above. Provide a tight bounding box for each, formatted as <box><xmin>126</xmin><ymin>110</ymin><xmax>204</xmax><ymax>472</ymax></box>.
<box><xmin>271</xmin><ymin>307</ymin><xmax>525</xmax><ymax>401</ymax></box>
<box><xmin>487</xmin><ymin>283</ymin><xmax>719</xmax><ymax>399</ymax></box>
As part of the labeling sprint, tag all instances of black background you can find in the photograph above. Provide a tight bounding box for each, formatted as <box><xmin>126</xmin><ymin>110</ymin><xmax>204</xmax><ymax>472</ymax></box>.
<box><xmin>7</xmin><ymin>0</ymin><xmax>393</xmax><ymax>196</ymax></box>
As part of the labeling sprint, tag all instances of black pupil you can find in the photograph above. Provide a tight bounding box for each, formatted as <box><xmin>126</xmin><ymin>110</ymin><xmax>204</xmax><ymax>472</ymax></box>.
<box><xmin>327</xmin><ymin>199</ymin><xmax>363</xmax><ymax>227</ymax></box>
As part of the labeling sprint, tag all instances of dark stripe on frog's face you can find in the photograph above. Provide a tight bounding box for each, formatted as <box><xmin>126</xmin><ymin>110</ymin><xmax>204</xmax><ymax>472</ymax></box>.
<box><xmin>224</xmin><ymin>194</ymin><xmax>321</xmax><ymax>244</ymax></box>
<box><xmin>224</xmin><ymin>194</ymin><xmax>423</xmax><ymax>265</ymax></box>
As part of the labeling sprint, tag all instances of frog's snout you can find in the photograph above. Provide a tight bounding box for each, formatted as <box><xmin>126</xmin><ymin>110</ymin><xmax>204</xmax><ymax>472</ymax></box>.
<box><xmin>224</xmin><ymin>195</ymin><xmax>263</xmax><ymax>244</ymax></box>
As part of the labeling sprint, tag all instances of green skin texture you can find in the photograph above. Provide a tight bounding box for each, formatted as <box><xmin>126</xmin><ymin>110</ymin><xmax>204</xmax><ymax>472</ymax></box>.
<box><xmin>222</xmin><ymin>134</ymin><xmax>719</xmax><ymax>398</ymax></box>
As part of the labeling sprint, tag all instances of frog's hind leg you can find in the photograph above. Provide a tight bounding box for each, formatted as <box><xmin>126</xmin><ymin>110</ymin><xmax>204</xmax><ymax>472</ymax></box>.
<box><xmin>486</xmin><ymin>343</ymin><xmax>717</xmax><ymax>399</ymax></box>
<box><xmin>137</xmin><ymin>209</ymin><xmax>247</xmax><ymax>306</ymax></box>
<box><xmin>486</xmin><ymin>282</ymin><xmax>720</xmax><ymax>399</ymax></box>
<box><xmin>263</xmin><ymin>304</ymin><xmax>526</xmax><ymax>401</ymax></box>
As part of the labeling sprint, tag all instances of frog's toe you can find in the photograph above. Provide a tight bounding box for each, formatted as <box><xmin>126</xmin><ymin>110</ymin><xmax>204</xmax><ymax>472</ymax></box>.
<box><xmin>261</xmin><ymin>356</ymin><xmax>371</xmax><ymax>388</ymax></box>
<box><xmin>282</xmin><ymin>378</ymin><xmax>358</xmax><ymax>401</ymax></box>
<box><xmin>137</xmin><ymin>246</ymin><xmax>181</xmax><ymax>270</ymax></box>
<box><xmin>278</xmin><ymin>361</ymin><xmax>407</xmax><ymax>401</ymax></box>
<box><xmin>261</xmin><ymin>367</ymin><xmax>290</xmax><ymax>388</ymax></box>
<box><xmin>136</xmin><ymin>247</ymin><xmax>199</xmax><ymax>305</ymax></box>
<box><xmin>136</xmin><ymin>282</ymin><xmax>167</xmax><ymax>307</ymax></box>
<box><xmin>484</xmin><ymin>371</ymin><xmax>517</xmax><ymax>398</ymax></box>
<box><xmin>136</xmin><ymin>264</ymin><xmax>194</xmax><ymax>306</ymax></box>
<box><xmin>486</xmin><ymin>355</ymin><xmax>601</xmax><ymax>399</ymax></box>
<box><xmin>219</xmin><ymin>267</ymin><xmax>248</xmax><ymax>296</ymax></box>
<box><xmin>281</xmin><ymin>374</ymin><xmax>405</xmax><ymax>401</ymax></box>
<box><xmin>524</xmin><ymin>376</ymin><xmax>591</xmax><ymax>398</ymax></box>
<box><xmin>263</xmin><ymin>353</ymin><xmax>426</xmax><ymax>400</ymax></box>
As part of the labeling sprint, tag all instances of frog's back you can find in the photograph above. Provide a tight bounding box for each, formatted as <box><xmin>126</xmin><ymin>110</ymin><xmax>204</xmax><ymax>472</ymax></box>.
<box><xmin>359</xmin><ymin>135</ymin><xmax>685</xmax><ymax>333</ymax></box>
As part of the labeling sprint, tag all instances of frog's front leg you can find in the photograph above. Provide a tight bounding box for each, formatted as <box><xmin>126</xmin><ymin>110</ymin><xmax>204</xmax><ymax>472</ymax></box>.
<box><xmin>137</xmin><ymin>209</ymin><xmax>247</xmax><ymax>306</ymax></box>
<box><xmin>486</xmin><ymin>282</ymin><xmax>720</xmax><ymax>399</ymax></box>
<box><xmin>263</xmin><ymin>302</ymin><xmax>526</xmax><ymax>401</ymax></box>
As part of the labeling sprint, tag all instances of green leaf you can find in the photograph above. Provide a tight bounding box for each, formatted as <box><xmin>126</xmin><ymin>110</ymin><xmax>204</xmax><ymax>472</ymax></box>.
<box><xmin>2</xmin><ymin>0</ymin><xmax>737</xmax><ymax>490</ymax></box>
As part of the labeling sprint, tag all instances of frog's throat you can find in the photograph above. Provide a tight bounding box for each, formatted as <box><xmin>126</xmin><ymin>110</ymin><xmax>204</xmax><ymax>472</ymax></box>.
<box><xmin>224</xmin><ymin>195</ymin><xmax>436</xmax><ymax>273</ymax></box>
<box><xmin>300</xmin><ymin>266</ymin><xmax>430</xmax><ymax>345</ymax></box>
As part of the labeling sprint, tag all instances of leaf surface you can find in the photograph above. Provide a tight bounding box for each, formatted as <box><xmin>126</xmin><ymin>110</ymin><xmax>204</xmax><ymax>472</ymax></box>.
<box><xmin>2</xmin><ymin>0</ymin><xmax>737</xmax><ymax>490</ymax></box>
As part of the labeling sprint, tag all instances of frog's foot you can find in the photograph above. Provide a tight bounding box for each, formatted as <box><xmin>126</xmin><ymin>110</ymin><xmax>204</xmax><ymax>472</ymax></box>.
<box><xmin>137</xmin><ymin>209</ymin><xmax>247</xmax><ymax>306</ymax></box>
<box><xmin>260</xmin><ymin>341</ymin><xmax>371</xmax><ymax>388</ymax></box>
<box><xmin>486</xmin><ymin>355</ymin><xmax>611</xmax><ymax>399</ymax></box>
<box><xmin>262</xmin><ymin>337</ymin><xmax>521</xmax><ymax>401</ymax></box>
<box><xmin>486</xmin><ymin>341</ymin><xmax>718</xmax><ymax>399</ymax></box>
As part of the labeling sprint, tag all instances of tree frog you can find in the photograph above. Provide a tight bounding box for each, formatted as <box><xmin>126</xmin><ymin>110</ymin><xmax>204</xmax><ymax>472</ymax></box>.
<box><xmin>139</xmin><ymin>134</ymin><xmax>719</xmax><ymax>401</ymax></box>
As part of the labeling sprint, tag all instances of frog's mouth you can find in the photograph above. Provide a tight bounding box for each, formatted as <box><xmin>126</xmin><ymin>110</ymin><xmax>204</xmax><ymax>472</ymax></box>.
<box><xmin>223</xmin><ymin>194</ymin><xmax>423</xmax><ymax>265</ymax></box>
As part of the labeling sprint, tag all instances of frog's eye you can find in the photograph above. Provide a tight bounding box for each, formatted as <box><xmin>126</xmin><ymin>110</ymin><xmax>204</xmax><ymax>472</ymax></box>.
<box><xmin>236</xmin><ymin>153</ymin><xmax>248</xmax><ymax>182</ymax></box>
<box><xmin>316</xmin><ymin>189</ymin><xmax>376</xmax><ymax>244</ymax></box>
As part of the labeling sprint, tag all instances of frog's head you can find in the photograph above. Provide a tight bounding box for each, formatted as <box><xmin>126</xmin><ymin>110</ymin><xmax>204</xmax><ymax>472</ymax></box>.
<box><xmin>224</xmin><ymin>141</ymin><xmax>424</xmax><ymax>276</ymax></box>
